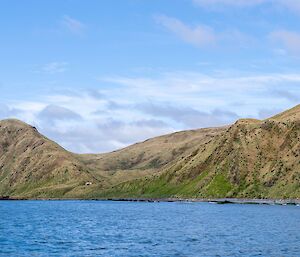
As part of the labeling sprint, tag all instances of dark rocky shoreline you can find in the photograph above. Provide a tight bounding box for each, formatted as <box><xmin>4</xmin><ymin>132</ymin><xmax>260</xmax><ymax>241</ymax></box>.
<box><xmin>104</xmin><ymin>198</ymin><xmax>300</xmax><ymax>205</ymax></box>
<box><xmin>1</xmin><ymin>196</ymin><xmax>300</xmax><ymax>205</ymax></box>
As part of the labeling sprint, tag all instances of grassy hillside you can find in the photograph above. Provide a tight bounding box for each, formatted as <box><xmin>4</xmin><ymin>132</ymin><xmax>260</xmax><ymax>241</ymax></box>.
<box><xmin>0</xmin><ymin>120</ymin><xmax>103</xmax><ymax>198</ymax></box>
<box><xmin>89</xmin><ymin>107</ymin><xmax>300</xmax><ymax>199</ymax></box>
<box><xmin>1</xmin><ymin>105</ymin><xmax>300</xmax><ymax>199</ymax></box>
<box><xmin>78</xmin><ymin>126</ymin><xmax>226</xmax><ymax>186</ymax></box>
<box><xmin>0</xmin><ymin>119</ymin><xmax>225</xmax><ymax>198</ymax></box>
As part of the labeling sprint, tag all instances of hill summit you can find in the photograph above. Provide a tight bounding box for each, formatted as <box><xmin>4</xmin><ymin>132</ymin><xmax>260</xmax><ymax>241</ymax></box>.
<box><xmin>0</xmin><ymin>105</ymin><xmax>300</xmax><ymax>199</ymax></box>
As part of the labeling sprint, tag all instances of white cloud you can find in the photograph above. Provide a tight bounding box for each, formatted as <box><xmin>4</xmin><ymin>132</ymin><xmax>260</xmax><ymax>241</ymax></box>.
<box><xmin>2</xmin><ymin>71</ymin><xmax>300</xmax><ymax>153</ymax></box>
<box><xmin>101</xmin><ymin>71</ymin><xmax>300</xmax><ymax>118</ymax></box>
<box><xmin>155</xmin><ymin>15</ymin><xmax>216</xmax><ymax>47</ymax></box>
<box><xmin>62</xmin><ymin>15</ymin><xmax>85</xmax><ymax>35</ymax></box>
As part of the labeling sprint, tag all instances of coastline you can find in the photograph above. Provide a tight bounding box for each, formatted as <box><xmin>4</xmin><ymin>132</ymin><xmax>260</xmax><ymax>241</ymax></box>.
<box><xmin>1</xmin><ymin>196</ymin><xmax>299</xmax><ymax>205</ymax></box>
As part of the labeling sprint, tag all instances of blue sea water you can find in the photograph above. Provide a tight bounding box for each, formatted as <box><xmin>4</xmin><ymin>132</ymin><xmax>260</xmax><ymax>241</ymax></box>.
<box><xmin>0</xmin><ymin>201</ymin><xmax>299</xmax><ymax>257</ymax></box>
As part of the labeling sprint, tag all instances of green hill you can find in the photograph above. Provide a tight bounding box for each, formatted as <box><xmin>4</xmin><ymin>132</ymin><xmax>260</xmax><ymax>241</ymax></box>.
<box><xmin>1</xmin><ymin>105</ymin><xmax>300</xmax><ymax>199</ymax></box>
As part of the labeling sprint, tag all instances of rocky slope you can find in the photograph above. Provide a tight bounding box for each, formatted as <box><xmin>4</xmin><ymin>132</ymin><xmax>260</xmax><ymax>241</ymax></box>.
<box><xmin>92</xmin><ymin>105</ymin><xmax>300</xmax><ymax>199</ymax></box>
<box><xmin>1</xmin><ymin>105</ymin><xmax>300</xmax><ymax>199</ymax></box>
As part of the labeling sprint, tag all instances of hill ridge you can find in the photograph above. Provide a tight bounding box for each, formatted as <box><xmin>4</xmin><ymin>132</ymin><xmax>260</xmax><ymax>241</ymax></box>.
<box><xmin>0</xmin><ymin>104</ymin><xmax>300</xmax><ymax>199</ymax></box>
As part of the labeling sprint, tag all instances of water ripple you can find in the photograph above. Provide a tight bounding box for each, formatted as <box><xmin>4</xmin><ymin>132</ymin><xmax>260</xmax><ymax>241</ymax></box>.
<box><xmin>0</xmin><ymin>201</ymin><xmax>299</xmax><ymax>256</ymax></box>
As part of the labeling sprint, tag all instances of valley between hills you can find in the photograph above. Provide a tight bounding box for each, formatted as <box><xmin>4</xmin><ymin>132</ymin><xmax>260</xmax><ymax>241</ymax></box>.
<box><xmin>1</xmin><ymin>105</ymin><xmax>300</xmax><ymax>200</ymax></box>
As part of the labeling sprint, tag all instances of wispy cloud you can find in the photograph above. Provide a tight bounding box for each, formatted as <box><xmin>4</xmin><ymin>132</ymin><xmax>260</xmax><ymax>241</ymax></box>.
<box><xmin>62</xmin><ymin>15</ymin><xmax>85</xmax><ymax>35</ymax></box>
<box><xmin>193</xmin><ymin>0</ymin><xmax>268</xmax><ymax>8</ymax></box>
<box><xmin>0</xmin><ymin>104</ymin><xmax>22</xmax><ymax>119</ymax></box>
<box><xmin>276</xmin><ymin>0</ymin><xmax>300</xmax><ymax>14</ymax></box>
<box><xmin>40</xmin><ymin>62</ymin><xmax>68</xmax><ymax>74</ymax></box>
<box><xmin>271</xmin><ymin>89</ymin><xmax>300</xmax><ymax>103</ymax></box>
<box><xmin>155</xmin><ymin>15</ymin><xmax>216</xmax><ymax>47</ymax></box>
<box><xmin>2</xmin><ymin>71</ymin><xmax>300</xmax><ymax>153</ymax></box>
<box><xmin>192</xmin><ymin>0</ymin><xmax>300</xmax><ymax>14</ymax></box>
<box><xmin>258</xmin><ymin>108</ymin><xmax>282</xmax><ymax>119</ymax></box>
<box><xmin>154</xmin><ymin>15</ymin><xmax>255</xmax><ymax>48</ymax></box>
<box><xmin>270</xmin><ymin>30</ymin><xmax>300</xmax><ymax>56</ymax></box>
<box><xmin>102</xmin><ymin>71</ymin><xmax>300</xmax><ymax>118</ymax></box>
<box><xmin>38</xmin><ymin>104</ymin><xmax>83</xmax><ymax>123</ymax></box>
<box><xmin>137</xmin><ymin>102</ymin><xmax>239</xmax><ymax>127</ymax></box>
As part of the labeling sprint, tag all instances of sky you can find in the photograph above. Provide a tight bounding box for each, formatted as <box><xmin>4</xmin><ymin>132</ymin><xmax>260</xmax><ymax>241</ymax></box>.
<box><xmin>1</xmin><ymin>0</ymin><xmax>300</xmax><ymax>153</ymax></box>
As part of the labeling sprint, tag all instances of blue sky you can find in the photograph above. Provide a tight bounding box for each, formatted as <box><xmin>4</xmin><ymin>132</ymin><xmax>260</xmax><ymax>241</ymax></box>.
<box><xmin>1</xmin><ymin>0</ymin><xmax>300</xmax><ymax>153</ymax></box>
